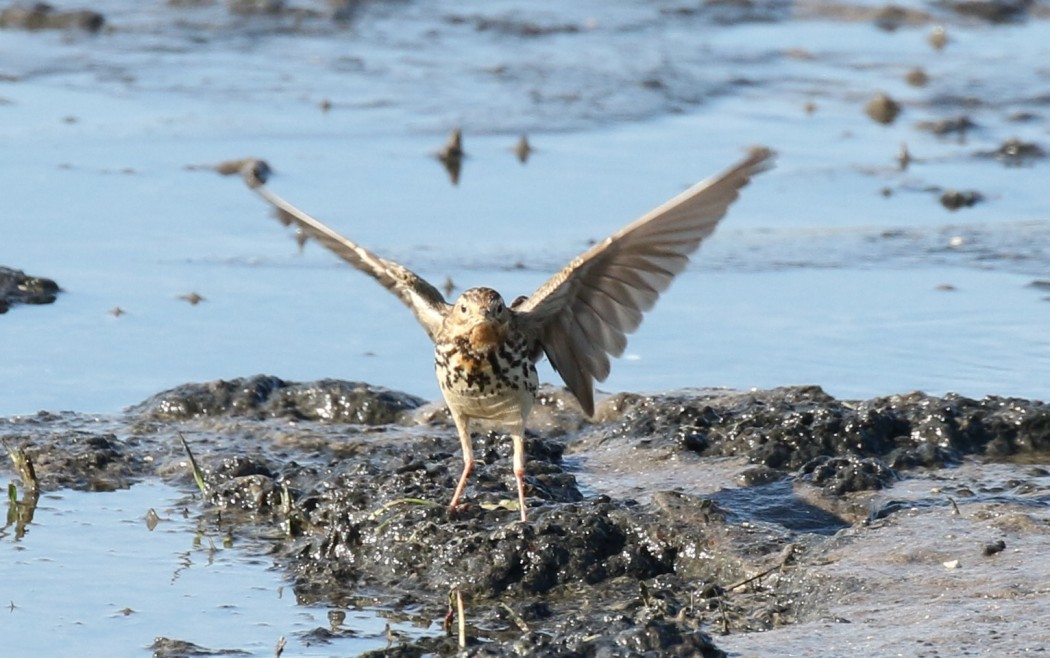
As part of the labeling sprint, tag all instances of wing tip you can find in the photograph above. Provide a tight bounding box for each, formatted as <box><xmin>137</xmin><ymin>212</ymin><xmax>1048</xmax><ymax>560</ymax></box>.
<box><xmin>741</xmin><ymin>145</ymin><xmax>777</xmax><ymax>176</ymax></box>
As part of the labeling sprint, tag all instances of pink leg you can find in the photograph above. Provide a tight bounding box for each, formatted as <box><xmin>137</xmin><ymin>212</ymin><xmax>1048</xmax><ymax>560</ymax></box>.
<box><xmin>511</xmin><ymin>425</ymin><xmax>528</xmax><ymax>522</ymax></box>
<box><xmin>449</xmin><ymin>412</ymin><xmax>474</xmax><ymax>512</ymax></box>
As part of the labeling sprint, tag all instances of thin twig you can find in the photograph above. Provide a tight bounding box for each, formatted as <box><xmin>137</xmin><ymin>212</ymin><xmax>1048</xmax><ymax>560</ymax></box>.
<box><xmin>947</xmin><ymin>496</ymin><xmax>960</xmax><ymax>515</ymax></box>
<box><xmin>725</xmin><ymin>543</ymin><xmax>797</xmax><ymax>592</ymax></box>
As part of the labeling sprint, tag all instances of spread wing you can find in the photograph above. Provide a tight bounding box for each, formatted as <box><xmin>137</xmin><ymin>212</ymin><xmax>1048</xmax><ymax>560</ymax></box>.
<box><xmin>514</xmin><ymin>147</ymin><xmax>775</xmax><ymax>416</ymax></box>
<box><xmin>240</xmin><ymin>160</ymin><xmax>450</xmax><ymax>341</ymax></box>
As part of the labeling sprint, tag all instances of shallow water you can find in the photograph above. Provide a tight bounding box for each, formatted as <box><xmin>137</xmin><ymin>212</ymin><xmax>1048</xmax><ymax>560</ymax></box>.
<box><xmin>1</xmin><ymin>481</ymin><xmax>429</xmax><ymax>656</ymax></box>
<box><xmin>2</xmin><ymin>0</ymin><xmax>1049</xmax><ymax>416</ymax></box>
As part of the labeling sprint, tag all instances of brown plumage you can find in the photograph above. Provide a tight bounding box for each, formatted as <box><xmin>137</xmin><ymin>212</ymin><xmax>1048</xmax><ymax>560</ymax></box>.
<box><xmin>240</xmin><ymin>147</ymin><xmax>775</xmax><ymax>521</ymax></box>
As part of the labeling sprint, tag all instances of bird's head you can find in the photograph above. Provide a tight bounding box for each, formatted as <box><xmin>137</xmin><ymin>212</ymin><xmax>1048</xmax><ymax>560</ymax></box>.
<box><xmin>447</xmin><ymin>287</ymin><xmax>511</xmax><ymax>350</ymax></box>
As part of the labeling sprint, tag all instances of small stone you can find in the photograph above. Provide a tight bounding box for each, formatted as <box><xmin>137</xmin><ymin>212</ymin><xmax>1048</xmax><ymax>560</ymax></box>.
<box><xmin>943</xmin><ymin>559</ymin><xmax>961</xmax><ymax>569</ymax></box>
<box><xmin>982</xmin><ymin>540</ymin><xmax>1006</xmax><ymax>556</ymax></box>
<box><xmin>929</xmin><ymin>26</ymin><xmax>948</xmax><ymax>50</ymax></box>
<box><xmin>866</xmin><ymin>93</ymin><xmax>901</xmax><ymax>125</ymax></box>
<box><xmin>514</xmin><ymin>135</ymin><xmax>533</xmax><ymax>164</ymax></box>
<box><xmin>905</xmin><ymin>68</ymin><xmax>929</xmax><ymax>87</ymax></box>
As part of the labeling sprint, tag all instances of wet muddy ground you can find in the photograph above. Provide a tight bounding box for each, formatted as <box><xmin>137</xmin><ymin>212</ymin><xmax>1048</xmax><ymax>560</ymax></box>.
<box><xmin>5</xmin><ymin>379</ymin><xmax>1049</xmax><ymax>656</ymax></box>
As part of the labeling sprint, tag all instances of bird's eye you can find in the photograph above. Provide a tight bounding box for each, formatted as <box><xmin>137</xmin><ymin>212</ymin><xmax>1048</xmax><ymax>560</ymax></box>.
<box><xmin>460</xmin><ymin>305</ymin><xmax>467</xmax><ymax>314</ymax></box>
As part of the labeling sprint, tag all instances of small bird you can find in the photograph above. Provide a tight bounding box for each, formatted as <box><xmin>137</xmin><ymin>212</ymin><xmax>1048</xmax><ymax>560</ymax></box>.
<box><xmin>240</xmin><ymin>147</ymin><xmax>774</xmax><ymax>521</ymax></box>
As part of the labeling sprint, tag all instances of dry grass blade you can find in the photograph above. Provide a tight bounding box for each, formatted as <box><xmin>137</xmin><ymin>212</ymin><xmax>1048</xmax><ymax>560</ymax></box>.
<box><xmin>456</xmin><ymin>587</ymin><xmax>466</xmax><ymax>649</ymax></box>
<box><xmin>500</xmin><ymin>602</ymin><xmax>530</xmax><ymax>633</ymax></box>
<box><xmin>177</xmin><ymin>432</ymin><xmax>208</xmax><ymax>495</ymax></box>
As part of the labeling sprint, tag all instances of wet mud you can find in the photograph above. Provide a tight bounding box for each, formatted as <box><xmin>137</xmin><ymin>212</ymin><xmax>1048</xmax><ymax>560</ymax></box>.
<box><xmin>5</xmin><ymin>378</ymin><xmax>1049</xmax><ymax>656</ymax></box>
<box><xmin>0</xmin><ymin>3</ymin><xmax>104</xmax><ymax>32</ymax></box>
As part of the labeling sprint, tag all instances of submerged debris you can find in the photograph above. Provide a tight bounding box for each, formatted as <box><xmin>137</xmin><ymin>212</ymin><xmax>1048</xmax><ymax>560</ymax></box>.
<box><xmin>915</xmin><ymin>115</ymin><xmax>976</xmax><ymax>136</ymax></box>
<box><xmin>940</xmin><ymin>189</ymin><xmax>984</xmax><ymax>210</ymax></box>
<box><xmin>436</xmin><ymin>128</ymin><xmax>465</xmax><ymax>186</ymax></box>
<box><xmin>514</xmin><ymin>134</ymin><xmax>533</xmax><ymax>164</ymax></box>
<box><xmin>978</xmin><ymin>137</ymin><xmax>1045</xmax><ymax>166</ymax></box>
<box><xmin>0</xmin><ymin>3</ymin><xmax>104</xmax><ymax>32</ymax></box>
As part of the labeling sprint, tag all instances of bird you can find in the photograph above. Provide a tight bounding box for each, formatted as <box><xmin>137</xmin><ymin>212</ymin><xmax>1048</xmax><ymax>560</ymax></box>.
<box><xmin>239</xmin><ymin>147</ymin><xmax>775</xmax><ymax>522</ymax></box>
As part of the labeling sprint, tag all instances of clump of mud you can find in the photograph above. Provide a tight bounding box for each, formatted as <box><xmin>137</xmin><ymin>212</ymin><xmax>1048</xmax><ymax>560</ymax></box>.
<box><xmin>0</xmin><ymin>266</ymin><xmax>60</xmax><ymax>313</ymax></box>
<box><xmin>3</xmin><ymin>378</ymin><xmax>1049</xmax><ymax>656</ymax></box>
<box><xmin>0</xmin><ymin>3</ymin><xmax>104</xmax><ymax>31</ymax></box>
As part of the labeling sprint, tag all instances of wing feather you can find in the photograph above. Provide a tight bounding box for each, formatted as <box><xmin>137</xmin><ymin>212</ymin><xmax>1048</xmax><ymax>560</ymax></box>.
<box><xmin>516</xmin><ymin>147</ymin><xmax>775</xmax><ymax>416</ymax></box>
<box><xmin>241</xmin><ymin>162</ymin><xmax>449</xmax><ymax>341</ymax></box>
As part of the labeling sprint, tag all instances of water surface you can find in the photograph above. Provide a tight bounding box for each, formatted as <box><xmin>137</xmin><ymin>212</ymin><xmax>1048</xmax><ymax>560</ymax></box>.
<box><xmin>3</xmin><ymin>1</ymin><xmax>1049</xmax><ymax>415</ymax></box>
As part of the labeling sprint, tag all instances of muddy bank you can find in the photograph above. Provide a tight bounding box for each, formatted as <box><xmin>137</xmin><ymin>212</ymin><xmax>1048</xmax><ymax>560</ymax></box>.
<box><xmin>4</xmin><ymin>378</ymin><xmax>1049</xmax><ymax>656</ymax></box>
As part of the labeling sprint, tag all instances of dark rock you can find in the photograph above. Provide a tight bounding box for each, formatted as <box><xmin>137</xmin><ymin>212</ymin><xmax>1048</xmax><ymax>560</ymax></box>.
<box><xmin>982</xmin><ymin>539</ymin><xmax>1007</xmax><ymax>556</ymax></box>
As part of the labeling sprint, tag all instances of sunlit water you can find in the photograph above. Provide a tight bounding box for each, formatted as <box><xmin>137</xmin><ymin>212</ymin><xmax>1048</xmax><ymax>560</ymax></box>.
<box><xmin>3</xmin><ymin>1</ymin><xmax>1049</xmax><ymax>415</ymax></box>
<box><xmin>0</xmin><ymin>481</ymin><xmax>428</xmax><ymax>656</ymax></box>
